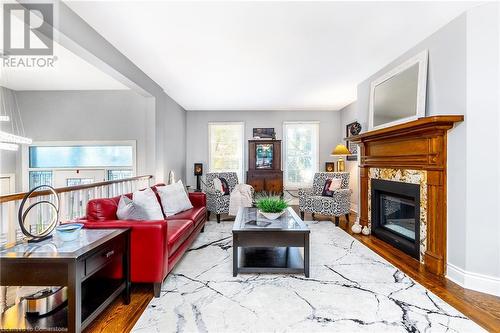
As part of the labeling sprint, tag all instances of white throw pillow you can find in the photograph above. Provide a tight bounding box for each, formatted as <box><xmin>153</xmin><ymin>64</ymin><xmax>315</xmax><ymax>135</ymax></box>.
<box><xmin>116</xmin><ymin>195</ymin><xmax>149</xmax><ymax>220</ymax></box>
<box><xmin>132</xmin><ymin>188</ymin><xmax>164</xmax><ymax>220</ymax></box>
<box><xmin>329</xmin><ymin>178</ymin><xmax>342</xmax><ymax>191</ymax></box>
<box><xmin>213</xmin><ymin>177</ymin><xmax>223</xmax><ymax>192</ymax></box>
<box><xmin>157</xmin><ymin>180</ymin><xmax>193</xmax><ymax>217</ymax></box>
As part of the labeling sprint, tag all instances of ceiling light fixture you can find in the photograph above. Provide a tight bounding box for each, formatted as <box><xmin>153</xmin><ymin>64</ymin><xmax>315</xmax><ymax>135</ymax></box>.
<box><xmin>0</xmin><ymin>87</ymin><xmax>32</xmax><ymax>150</ymax></box>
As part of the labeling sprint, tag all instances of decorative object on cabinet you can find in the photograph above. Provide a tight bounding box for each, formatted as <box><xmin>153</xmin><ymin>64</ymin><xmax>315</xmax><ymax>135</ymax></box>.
<box><xmin>346</xmin><ymin>121</ymin><xmax>361</xmax><ymax>161</ymax></box>
<box><xmin>252</xmin><ymin>128</ymin><xmax>275</xmax><ymax>139</ymax></box>
<box><xmin>18</xmin><ymin>185</ymin><xmax>60</xmax><ymax>243</ymax></box>
<box><xmin>247</xmin><ymin>140</ymin><xmax>283</xmax><ymax>194</ymax></box>
<box><xmin>194</xmin><ymin>163</ymin><xmax>203</xmax><ymax>191</ymax></box>
<box><xmin>330</xmin><ymin>144</ymin><xmax>351</xmax><ymax>172</ymax></box>
<box><xmin>325</xmin><ymin>162</ymin><xmax>335</xmax><ymax>172</ymax></box>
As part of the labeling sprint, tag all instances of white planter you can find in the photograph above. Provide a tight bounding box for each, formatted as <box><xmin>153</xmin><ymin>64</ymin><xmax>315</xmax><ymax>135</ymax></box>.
<box><xmin>258</xmin><ymin>210</ymin><xmax>285</xmax><ymax>220</ymax></box>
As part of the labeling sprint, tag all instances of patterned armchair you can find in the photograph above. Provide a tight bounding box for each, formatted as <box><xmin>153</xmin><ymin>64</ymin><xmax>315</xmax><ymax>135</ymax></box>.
<box><xmin>204</xmin><ymin>172</ymin><xmax>239</xmax><ymax>223</ymax></box>
<box><xmin>298</xmin><ymin>172</ymin><xmax>351</xmax><ymax>226</ymax></box>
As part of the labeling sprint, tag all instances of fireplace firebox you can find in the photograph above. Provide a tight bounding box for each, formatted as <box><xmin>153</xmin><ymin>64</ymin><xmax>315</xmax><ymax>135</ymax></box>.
<box><xmin>371</xmin><ymin>179</ymin><xmax>420</xmax><ymax>259</ymax></box>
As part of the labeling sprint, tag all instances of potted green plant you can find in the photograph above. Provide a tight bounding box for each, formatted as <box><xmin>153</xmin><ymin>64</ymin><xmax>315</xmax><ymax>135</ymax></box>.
<box><xmin>255</xmin><ymin>195</ymin><xmax>289</xmax><ymax>220</ymax></box>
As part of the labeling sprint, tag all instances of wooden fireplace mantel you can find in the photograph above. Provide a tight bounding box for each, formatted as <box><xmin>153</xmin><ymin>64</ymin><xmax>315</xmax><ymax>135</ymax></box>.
<box><xmin>347</xmin><ymin>115</ymin><xmax>464</xmax><ymax>276</ymax></box>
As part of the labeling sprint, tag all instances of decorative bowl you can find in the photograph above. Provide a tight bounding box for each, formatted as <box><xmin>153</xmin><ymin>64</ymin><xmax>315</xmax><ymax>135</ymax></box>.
<box><xmin>55</xmin><ymin>223</ymin><xmax>84</xmax><ymax>242</ymax></box>
<box><xmin>258</xmin><ymin>210</ymin><xmax>285</xmax><ymax>220</ymax></box>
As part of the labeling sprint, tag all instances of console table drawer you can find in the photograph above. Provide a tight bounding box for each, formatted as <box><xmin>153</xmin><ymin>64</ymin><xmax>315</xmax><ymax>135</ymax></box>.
<box><xmin>85</xmin><ymin>240</ymin><xmax>124</xmax><ymax>277</ymax></box>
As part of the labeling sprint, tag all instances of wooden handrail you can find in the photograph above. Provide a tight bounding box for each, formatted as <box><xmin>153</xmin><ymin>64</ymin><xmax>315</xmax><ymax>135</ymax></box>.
<box><xmin>0</xmin><ymin>175</ymin><xmax>153</xmax><ymax>204</ymax></box>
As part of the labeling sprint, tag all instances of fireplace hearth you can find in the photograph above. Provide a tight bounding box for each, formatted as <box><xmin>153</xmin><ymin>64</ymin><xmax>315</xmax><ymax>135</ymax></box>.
<box><xmin>371</xmin><ymin>179</ymin><xmax>420</xmax><ymax>259</ymax></box>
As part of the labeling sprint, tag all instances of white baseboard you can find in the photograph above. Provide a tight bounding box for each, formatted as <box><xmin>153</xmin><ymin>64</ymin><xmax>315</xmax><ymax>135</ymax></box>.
<box><xmin>447</xmin><ymin>263</ymin><xmax>500</xmax><ymax>296</ymax></box>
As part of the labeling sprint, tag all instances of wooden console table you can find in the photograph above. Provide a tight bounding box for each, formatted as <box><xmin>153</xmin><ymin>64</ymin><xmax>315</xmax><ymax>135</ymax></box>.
<box><xmin>0</xmin><ymin>229</ymin><xmax>130</xmax><ymax>333</ymax></box>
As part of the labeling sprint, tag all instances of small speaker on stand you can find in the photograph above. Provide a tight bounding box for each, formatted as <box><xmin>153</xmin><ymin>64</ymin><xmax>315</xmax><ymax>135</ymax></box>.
<box><xmin>194</xmin><ymin>163</ymin><xmax>203</xmax><ymax>192</ymax></box>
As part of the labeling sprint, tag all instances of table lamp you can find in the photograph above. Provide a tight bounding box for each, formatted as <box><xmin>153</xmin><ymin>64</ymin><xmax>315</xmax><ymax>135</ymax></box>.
<box><xmin>331</xmin><ymin>144</ymin><xmax>351</xmax><ymax>172</ymax></box>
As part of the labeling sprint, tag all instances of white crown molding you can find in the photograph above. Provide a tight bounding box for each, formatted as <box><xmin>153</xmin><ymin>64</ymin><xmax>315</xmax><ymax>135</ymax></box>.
<box><xmin>447</xmin><ymin>263</ymin><xmax>500</xmax><ymax>297</ymax></box>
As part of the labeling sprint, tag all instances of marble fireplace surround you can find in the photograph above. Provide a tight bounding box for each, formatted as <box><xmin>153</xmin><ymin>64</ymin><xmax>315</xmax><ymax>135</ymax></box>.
<box><xmin>368</xmin><ymin>168</ymin><xmax>428</xmax><ymax>262</ymax></box>
<box><xmin>347</xmin><ymin>116</ymin><xmax>463</xmax><ymax>276</ymax></box>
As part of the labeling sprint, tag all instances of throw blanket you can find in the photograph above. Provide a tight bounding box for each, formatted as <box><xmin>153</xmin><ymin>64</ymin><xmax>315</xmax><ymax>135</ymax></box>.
<box><xmin>229</xmin><ymin>184</ymin><xmax>254</xmax><ymax>216</ymax></box>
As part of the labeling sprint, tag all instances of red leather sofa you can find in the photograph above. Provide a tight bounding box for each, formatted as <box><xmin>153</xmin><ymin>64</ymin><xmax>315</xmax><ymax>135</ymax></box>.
<box><xmin>79</xmin><ymin>185</ymin><xmax>207</xmax><ymax>297</ymax></box>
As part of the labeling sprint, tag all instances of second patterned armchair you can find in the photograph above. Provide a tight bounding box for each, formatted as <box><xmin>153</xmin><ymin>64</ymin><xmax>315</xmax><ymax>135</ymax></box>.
<box><xmin>204</xmin><ymin>172</ymin><xmax>239</xmax><ymax>223</ymax></box>
<box><xmin>298</xmin><ymin>172</ymin><xmax>351</xmax><ymax>226</ymax></box>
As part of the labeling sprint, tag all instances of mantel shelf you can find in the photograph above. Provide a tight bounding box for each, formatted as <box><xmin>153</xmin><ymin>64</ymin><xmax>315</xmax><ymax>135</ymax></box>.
<box><xmin>346</xmin><ymin>115</ymin><xmax>464</xmax><ymax>143</ymax></box>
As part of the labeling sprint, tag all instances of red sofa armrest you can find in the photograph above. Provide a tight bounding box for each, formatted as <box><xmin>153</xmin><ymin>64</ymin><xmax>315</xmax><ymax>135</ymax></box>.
<box><xmin>189</xmin><ymin>192</ymin><xmax>206</xmax><ymax>208</ymax></box>
<box><xmin>80</xmin><ymin>219</ymin><xmax>169</xmax><ymax>283</ymax></box>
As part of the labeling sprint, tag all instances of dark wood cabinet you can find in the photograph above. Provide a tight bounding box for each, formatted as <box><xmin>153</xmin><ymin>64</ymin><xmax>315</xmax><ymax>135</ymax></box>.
<box><xmin>247</xmin><ymin>140</ymin><xmax>283</xmax><ymax>194</ymax></box>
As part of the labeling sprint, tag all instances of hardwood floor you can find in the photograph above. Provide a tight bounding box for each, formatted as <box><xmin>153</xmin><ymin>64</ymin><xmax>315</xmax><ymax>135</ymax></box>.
<box><xmin>83</xmin><ymin>284</ymin><xmax>153</xmax><ymax>333</ymax></box>
<box><xmin>84</xmin><ymin>212</ymin><xmax>500</xmax><ymax>333</ymax></box>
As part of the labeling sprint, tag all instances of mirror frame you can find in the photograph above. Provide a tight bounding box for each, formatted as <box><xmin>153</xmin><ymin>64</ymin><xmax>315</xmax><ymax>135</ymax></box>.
<box><xmin>368</xmin><ymin>50</ymin><xmax>428</xmax><ymax>130</ymax></box>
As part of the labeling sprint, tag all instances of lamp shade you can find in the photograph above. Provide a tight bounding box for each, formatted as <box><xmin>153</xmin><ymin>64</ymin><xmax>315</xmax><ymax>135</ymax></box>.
<box><xmin>331</xmin><ymin>144</ymin><xmax>351</xmax><ymax>156</ymax></box>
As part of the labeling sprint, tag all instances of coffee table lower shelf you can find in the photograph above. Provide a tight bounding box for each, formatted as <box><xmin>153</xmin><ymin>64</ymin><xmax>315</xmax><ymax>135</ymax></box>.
<box><xmin>234</xmin><ymin>247</ymin><xmax>307</xmax><ymax>276</ymax></box>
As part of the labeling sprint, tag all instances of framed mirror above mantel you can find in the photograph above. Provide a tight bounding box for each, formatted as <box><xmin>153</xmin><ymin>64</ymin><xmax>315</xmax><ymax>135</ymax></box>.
<box><xmin>369</xmin><ymin>50</ymin><xmax>429</xmax><ymax>131</ymax></box>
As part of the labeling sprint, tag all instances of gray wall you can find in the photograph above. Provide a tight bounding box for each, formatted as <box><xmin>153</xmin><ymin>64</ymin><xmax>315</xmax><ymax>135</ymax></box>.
<box><xmin>185</xmin><ymin>110</ymin><xmax>342</xmax><ymax>187</ymax></box>
<box><xmin>340</xmin><ymin>5</ymin><xmax>500</xmax><ymax>295</ymax></box>
<box><xmin>5</xmin><ymin>90</ymin><xmax>155</xmax><ymax>190</ymax></box>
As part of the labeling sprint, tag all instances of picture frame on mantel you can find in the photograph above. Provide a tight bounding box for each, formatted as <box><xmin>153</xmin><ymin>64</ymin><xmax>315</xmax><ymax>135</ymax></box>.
<box><xmin>345</xmin><ymin>121</ymin><xmax>361</xmax><ymax>161</ymax></box>
<box><xmin>368</xmin><ymin>50</ymin><xmax>428</xmax><ymax>131</ymax></box>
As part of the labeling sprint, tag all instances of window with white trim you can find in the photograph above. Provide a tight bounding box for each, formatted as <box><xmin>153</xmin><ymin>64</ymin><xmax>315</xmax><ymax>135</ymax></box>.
<box><xmin>208</xmin><ymin>122</ymin><xmax>244</xmax><ymax>182</ymax></box>
<box><xmin>26</xmin><ymin>142</ymin><xmax>136</xmax><ymax>189</ymax></box>
<box><xmin>283</xmin><ymin>122</ymin><xmax>319</xmax><ymax>189</ymax></box>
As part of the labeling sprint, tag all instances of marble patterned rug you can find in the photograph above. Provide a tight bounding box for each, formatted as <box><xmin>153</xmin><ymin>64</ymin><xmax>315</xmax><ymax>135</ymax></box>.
<box><xmin>132</xmin><ymin>220</ymin><xmax>484</xmax><ymax>333</ymax></box>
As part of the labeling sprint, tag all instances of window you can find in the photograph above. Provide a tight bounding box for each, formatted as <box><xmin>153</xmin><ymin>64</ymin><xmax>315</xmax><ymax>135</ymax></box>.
<box><xmin>107</xmin><ymin>169</ymin><xmax>133</xmax><ymax>181</ymax></box>
<box><xmin>208</xmin><ymin>122</ymin><xmax>244</xmax><ymax>182</ymax></box>
<box><xmin>283</xmin><ymin>122</ymin><xmax>319</xmax><ymax>189</ymax></box>
<box><xmin>29</xmin><ymin>171</ymin><xmax>53</xmax><ymax>189</ymax></box>
<box><xmin>29</xmin><ymin>145</ymin><xmax>133</xmax><ymax>168</ymax></box>
<box><xmin>26</xmin><ymin>142</ymin><xmax>135</xmax><ymax>190</ymax></box>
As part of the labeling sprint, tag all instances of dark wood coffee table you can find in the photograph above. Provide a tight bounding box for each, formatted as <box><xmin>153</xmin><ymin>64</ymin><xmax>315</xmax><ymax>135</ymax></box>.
<box><xmin>0</xmin><ymin>228</ymin><xmax>130</xmax><ymax>333</ymax></box>
<box><xmin>232</xmin><ymin>207</ymin><xmax>310</xmax><ymax>277</ymax></box>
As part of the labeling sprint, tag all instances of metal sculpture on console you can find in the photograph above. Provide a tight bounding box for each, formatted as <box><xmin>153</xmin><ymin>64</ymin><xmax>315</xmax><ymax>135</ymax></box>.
<box><xmin>18</xmin><ymin>185</ymin><xmax>60</xmax><ymax>242</ymax></box>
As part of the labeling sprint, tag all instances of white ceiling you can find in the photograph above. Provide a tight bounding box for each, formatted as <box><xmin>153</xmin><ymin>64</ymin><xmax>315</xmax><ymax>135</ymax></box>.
<box><xmin>33</xmin><ymin>1</ymin><xmax>483</xmax><ymax>108</ymax></box>
<box><xmin>0</xmin><ymin>6</ymin><xmax>128</xmax><ymax>91</ymax></box>
<box><xmin>0</xmin><ymin>41</ymin><xmax>129</xmax><ymax>91</ymax></box>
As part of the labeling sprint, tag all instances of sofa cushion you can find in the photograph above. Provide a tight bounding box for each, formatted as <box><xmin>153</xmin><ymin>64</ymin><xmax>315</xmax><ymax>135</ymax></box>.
<box><xmin>166</xmin><ymin>206</ymin><xmax>206</xmax><ymax>228</ymax></box>
<box><xmin>156</xmin><ymin>181</ymin><xmax>193</xmax><ymax>217</ymax></box>
<box><xmin>133</xmin><ymin>188</ymin><xmax>164</xmax><ymax>220</ymax></box>
<box><xmin>86</xmin><ymin>197</ymin><xmax>120</xmax><ymax>221</ymax></box>
<box><xmin>116</xmin><ymin>195</ymin><xmax>150</xmax><ymax>220</ymax></box>
<box><xmin>167</xmin><ymin>219</ymin><xmax>194</xmax><ymax>255</ymax></box>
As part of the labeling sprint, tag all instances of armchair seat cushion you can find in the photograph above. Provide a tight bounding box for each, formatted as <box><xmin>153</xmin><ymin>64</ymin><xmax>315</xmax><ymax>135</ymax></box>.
<box><xmin>167</xmin><ymin>219</ymin><xmax>195</xmax><ymax>256</ymax></box>
<box><xmin>166</xmin><ymin>206</ymin><xmax>207</xmax><ymax>228</ymax></box>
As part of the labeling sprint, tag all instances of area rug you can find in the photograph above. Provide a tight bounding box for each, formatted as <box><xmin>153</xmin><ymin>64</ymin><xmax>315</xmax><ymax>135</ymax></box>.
<box><xmin>132</xmin><ymin>220</ymin><xmax>484</xmax><ymax>332</ymax></box>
